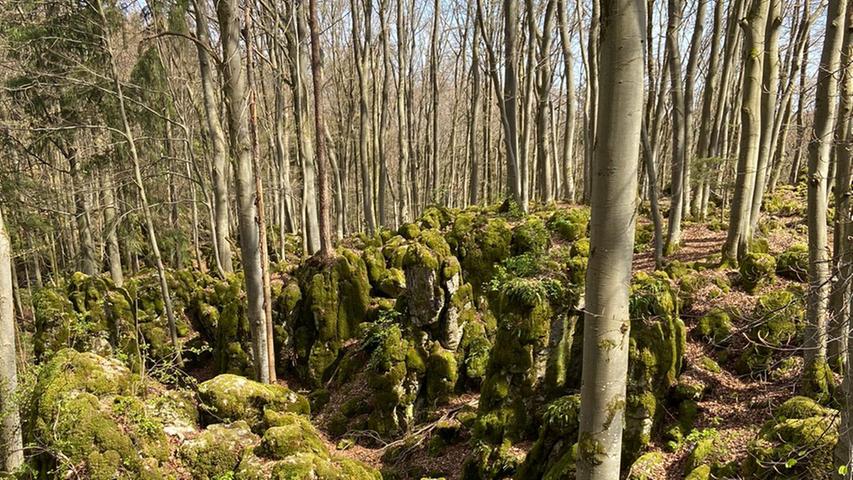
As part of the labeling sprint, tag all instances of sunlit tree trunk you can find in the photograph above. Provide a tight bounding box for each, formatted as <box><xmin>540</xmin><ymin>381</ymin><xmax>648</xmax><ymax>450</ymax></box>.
<box><xmin>576</xmin><ymin>0</ymin><xmax>644</xmax><ymax>477</ymax></box>
<box><xmin>804</xmin><ymin>0</ymin><xmax>847</xmax><ymax>398</ymax></box>
<box><xmin>722</xmin><ymin>0</ymin><xmax>770</xmax><ymax>264</ymax></box>
<box><xmin>216</xmin><ymin>0</ymin><xmax>270</xmax><ymax>383</ymax></box>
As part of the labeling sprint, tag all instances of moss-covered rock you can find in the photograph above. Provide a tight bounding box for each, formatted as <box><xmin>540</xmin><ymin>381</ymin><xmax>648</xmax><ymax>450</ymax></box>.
<box><xmin>446</xmin><ymin>212</ymin><xmax>512</xmax><ymax>293</ymax></box>
<box><xmin>695</xmin><ymin>308</ymin><xmax>733</xmax><ymax>346</ymax></box>
<box><xmin>736</xmin><ymin>289</ymin><xmax>805</xmax><ymax>374</ymax></box>
<box><xmin>739</xmin><ymin>252</ymin><xmax>777</xmax><ymax>293</ymax></box>
<box><xmin>425</xmin><ymin>343</ymin><xmax>458</xmax><ymax>403</ymax></box>
<box><xmin>546</xmin><ymin>207</ymin><xmax>590</xmax><ymax>242</ymax></box>
<box><xmin>26</xmin><ymin>349</ymin><xmax>172</xmax><ymax>480</ymax></box>
<box><xmin>511</xmin><ymin>216</ymin><xmax>550</xmax><ymax>255</ymax></box>
<box><xmin>743</xmin><ymin>397</ymin><xmax>838</xmax><ymax>479</ymax></box>
<box><xmin>198</xmin><ymin>374</ymin><xmax>309</xmax><ymax>430</ymax></box>
<box><xmin>515</xmin><ymin>395</ymin><xmax>581</xmax><ymax>480</ymax></box>
<box><xmin>627</xmin><ymin>451</ymin><xmax>664</xmax><ymax>480</ymax></box>
<box><xmin>777</xmin><ymin>243</ymin><xmax>808</xmax><ymax>282</ymax></box>
<box><xmin>291</xmin><ymin>248</ymin><xmax>371</xmax><ymax>385</ymax></box>
<box><xmin>261</xmin><ymin>414</ymin><xmax>328</xmax><ymax>460</ymax></box>
<box><xmin>181</xmin><ymin>421</ymin><xmax>260</xmax><ymax>479</ymax></box>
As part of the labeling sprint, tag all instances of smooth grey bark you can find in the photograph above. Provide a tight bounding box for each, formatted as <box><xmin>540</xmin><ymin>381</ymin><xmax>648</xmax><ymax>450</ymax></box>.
<box><xmin>830</xmin><ymin>6</ymin><xmax>853</xmax><ymax>369</ymax></box>
<box><xmin>216</xmin><ymin>0</ymin><xmax>270</xmax><ymax>383</ymax></box>
<box><xmin>503</xmin><ymin>0</ymin><xmax>525</xmax><ymax>210</ymax></box>
<box><xmin>665</xmin><ymin>0</ymin><xmax>687</xmax><ymax>254</ymax></box>
<box><xmin>395</xmin><ymin>0</ymin><xmax>412</xmax><ymax>224</ymax></box>
<box><xmin>469</xmin><ymin>7</ymin><xmax>482</xmax><ymax>206</ymax></box>
<box><xmin>804</xmin><ymin>0</ymin><xmax>847</xmax><ymax>386</ymax></box>
<box><xmin>557</xmin><ymin>0</ymin><xmax>576</xmax><ymax>203</ymax></box>
<box><xmin>582</xmin><ymin>0</ymin><xmax>600</xmax><ymax>205</ymax></box>
<box><xmin>533</xmin><ymin>0</ymin><xmax>557</xmax><ymax>204</ymax></box>
<box><xmin>192</xmin><ymin>0</ymin><xmax>233</xmax><ymax>274</ymax></box>
<box><xmin>748</xmin><ymin>0</ymin><xmax>782</xmax><ymax>234</ymax></box>
<box><xmin>351</xmin><ymin>0</ymin><xmax>377</xmax><ymax>233</ymax></box>
<box><xmin>722</xmin><ymin>0</ymin><xmax>770</xmax><ymax>264</ymax></box>
<box><xmin>308</xmin><ymin>0</ymin><xmax>333</xmax><ymax>257</ymax></box>
<box><xmin>576</xmin><ymin>0</ymin><xmax>644</xmax><ymax>477</ymax></box>
<box><xmin>682</xmin><ymin>0</ymin><xmax>707</xmax><ymax>220</ymax></box>
<box><xmin>288</xmin><ymin>2</ymin><xmax>321</xmax><ymax>254</ymax></box>
<box><xmin>693</xmin><ymin>0</ymin><xmax>724</xmax><ymax>220</ymax></box>
<box><xmin>0</xmin><ymin>210</ymin><xmax>23</xmax><ymax>473</ymax></box>
<box><xmin>102</xmin><ymin>172</ymin><xmax>123</xmax><ymax>287</ymax></box>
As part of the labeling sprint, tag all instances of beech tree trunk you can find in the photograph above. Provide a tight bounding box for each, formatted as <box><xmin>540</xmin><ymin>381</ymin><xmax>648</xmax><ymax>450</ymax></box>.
<box><xmin>0</xmin><ymin>209</ymin><xmax>23</xmax><ymax>474</ymax></box>
<box><xmin>192</xmin><ymin>0</ymin><xmax>233</xmax><ymax>275</ymax></box>
<box><xmin>576</xmin><ymin>0</ymin><xmax>644</xmax><ymax>477</ymax></box>
<box><xmin>722</xmin><ymin>0</ymin><xmax>770</xmax><ymax>264</ymax></box>
<box><xmin>804</xmin><ymin>0</ymin><xmax>847</xmax><ymax>396</ymax></box>
<box><xmin>216</xmin><ymin>0</ymin><xmax>270</xmax><ymax>383</ymax></box>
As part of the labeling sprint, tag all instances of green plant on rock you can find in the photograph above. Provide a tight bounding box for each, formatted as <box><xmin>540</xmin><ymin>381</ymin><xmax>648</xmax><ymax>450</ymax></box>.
<box><xmin>546</xmin><ymin>207</ymin><xmax>590</xmax><ymax>242</ymax></box>
<box><xmin>511</xmin><ymin>216</ymin><xmax>550</xmax><ymax>255</ymax></box>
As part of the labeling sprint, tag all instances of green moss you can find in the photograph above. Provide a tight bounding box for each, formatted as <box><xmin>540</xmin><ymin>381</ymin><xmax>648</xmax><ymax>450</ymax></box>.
<box><xmin>570</xmin><ymin>238</ymin><xmax>591</xmax><ymax>258</ymax></box>
<box><xmin>26</xmin><ymin>350</ymin><xmax>175</xmax><ymax>480</ymax></box>
<box><xmin>777</xmin><ymin>243</ymin><xmax>808</xmax><ymax>282</ymax></box>
<box><xmin>546</xmin><ymin>207</ymin><xmax>590</xmax><ymax>242</ymax></box>
<box><xmin>684</xmin><ymin>465</ymin><xmax>711</xmax><ymax>480</ymax></box>
<box><xmin>736</xmin><ymin>289</ymin><xmax>805</xmax><ymax>374</ymax></box>
<box><xmin>398</xmin><ymin>222</ymin><xmax>422</xmax><ymax>240</ymax></box>
<box><xmin>511</xmin><ymin>216</ymin><xmax>550</xmax><ymax>255</ymax></box>
<box><xmin>627</xmin><ymin>451</ymin><xmax>664</xmax><ymax>480</ymax></box>
<box><xmin>695</xmin><ymin>308</ymin><xmax>732</xmax><ymax>345</ymax></box>
<box><xmin>801</xmin><ymin>358</ymin><xmax>835</xmax><ymax>405</ymax></box>
<box><xmin>698</xmin><ymin>356</ymin><xmax>722</xmax><ymax>374</ymax></box>
<box><xmin>180</xmin><ymin>421</ymin><xmax>260</xmax><ymax>480</ymax></box>
<box><xmin>260</xmin><ymin>414</ymin><xmax>328</xmax><ymax>460</ymax></box>
<box><xmin>426</xmin><ymin>344</ymin><xmax>459</xmax><ymax>403</ymax></box>
<box><xmin>419</xmin><ymin>205</ymin><xmax>454</xmax><ymax>229</ymax></box>
<box><xmin>198</xmin><ymin>374</ymin><xmax>309</xmax><ymax>430</ymax></box>
<box><xmin>739</xmin><ymin>252</ymin><xmax>776</xmax><ymax>293</ymax></box>
<box><xmin>744</xmin><ymin>406</ymin><xmax>838</xmax><ymax>479</ymax></box>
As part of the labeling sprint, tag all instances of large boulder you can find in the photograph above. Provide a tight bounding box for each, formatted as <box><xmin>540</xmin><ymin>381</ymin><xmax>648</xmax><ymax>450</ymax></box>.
<box><xmin>197</xmin><ymin>374</ymin><xmax>309</xmax><ymax>430</ymax></box>
<box><xmin>26</xmin><ymin>349</ymin><xmax>172</xmax><ymax>479</ymax></box>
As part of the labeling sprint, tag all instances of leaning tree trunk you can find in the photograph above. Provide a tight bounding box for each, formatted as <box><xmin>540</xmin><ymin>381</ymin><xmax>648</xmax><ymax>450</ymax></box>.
<box><xmin>503</xmin><ymin>0</ymin><xmax>525</xmax><ymax>211</ymax></box>
<box><xmin>722</xmin><ymin>0</ymin><xmax>770</xmax><ymax>264</ymax></box>
<box><xmin>0</xmin><ymin>210</ymin><xmax>23</xmax><ymax>473</ymax></box>
<box><xmin>557</xmin><ymin>0</ymin><xmax>576</xmax><ymax>203</ymax></box>
<box><xmin>216</xmin><ymin>0</ymin><xmax>270</xmax><ymax>383</ymax></box>
<box><xmin>576</xmin><ymin>0</ymin><xmax>644</xmax><ymax>477</ymax></box>
<box><xmin>803</xmin><ymin>0</ymin><xmax>847</xmax><ymax>401</ymax></box>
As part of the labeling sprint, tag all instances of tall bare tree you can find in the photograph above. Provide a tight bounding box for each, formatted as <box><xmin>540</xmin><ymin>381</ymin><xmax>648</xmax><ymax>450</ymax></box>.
<box><xmin>0</xmin><ymin>209</ymin><xmax>23</xmax><ymax>474</ymax></box>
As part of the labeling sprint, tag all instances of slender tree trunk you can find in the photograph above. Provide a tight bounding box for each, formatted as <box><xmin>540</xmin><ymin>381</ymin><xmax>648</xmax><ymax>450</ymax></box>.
<box><xmin>71</xmin><ymin>156</ymin><xmax>97</xmax><ymax>276</ymax></box>
<box><xmin>533</xmin><ymin>0</ymin><xmax>557</xmax><ymax>204</ymax></box>
<box><xmin>503</xmin><ymin>0</ymin><xmax>525</xmax><ymax>210</ymax></box>
<box><xmin>576</xmin><ymin>0</ymin><xmax>643</xmax><ymax>477</ymax></box>
<box><xmin>748</xmin><ymin>0</ymin><xmax>782</xmax><ymax>234</ymax></box>
<box><xmin>193</xmin><ymin>0</ymin><xmax>233</xmax><ymax>274</ymax></box>
<box><xmin>665</xmin><ymin>0</ymin><xmax>687</xmax><ymax>254</ymax></box>
<box><xmin>0</xmin><ymin>210</ymin><xmax>23</xmax><ymax>473</ymax></box>
<box><xmin>469</xmin><ymin>8</ymin><xmax>482</xmax><ymax>206</ymax></box>
<box><xmin>583</xmin><ymin>0</ymin><xmax>600</xmax><ymax>205</ymax></box>
<box><xmin>308</xmin><ymin>0</ymin><xmax>333</xmax><ymax>257</ymax></box>
<box><xmin>102</xmin><ymin>171</ymin><xmax>123</xmax><ymax>287</ymax></box>
<box><xmin>803</xmin><ymin>0</ymin><xmax>847</xmax><ymax>396</ymax></box>
<box><xmin>558</xmin><ymin>0</ymin><xmax>576</xmax><ymax>203</ymax></box>
<box><xmin>244</xmin><ymin>3</ymin><xmax>276</xmax><ymax>383</ymax></box>
<box><xmin>216</xmin><ymin>0</ymin><xmax>270</xmax><ymax>383</ymax></box>
<box><xmin>830</xmin><ymin>8</ymin><xmax>853</xmax><ymax>370</ymax></box>
<box><xmin>722</xmin><ymin>0</ymin><xmax>770</xmax><ymax>264</ymax></box>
